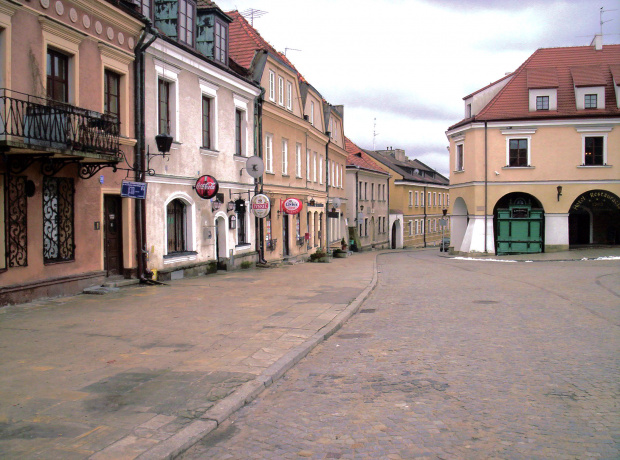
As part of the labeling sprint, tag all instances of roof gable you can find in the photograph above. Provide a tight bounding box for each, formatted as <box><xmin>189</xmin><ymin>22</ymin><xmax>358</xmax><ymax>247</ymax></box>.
<box><xmin>345</xmin><ymin>137</ymin><xmax>388</xmax><ymax>174</ymax></box>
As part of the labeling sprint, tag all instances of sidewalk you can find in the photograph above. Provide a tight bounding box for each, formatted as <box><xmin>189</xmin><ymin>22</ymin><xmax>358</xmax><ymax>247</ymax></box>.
<box><xmin>0</xmin><ymin>252</ymin><xmax>378</xmax><ymax>459</ymax></box>
<box><xmin>442</xmin><ymin>246</ymin><xmax>620</xmax><ymax>262</ymax></box>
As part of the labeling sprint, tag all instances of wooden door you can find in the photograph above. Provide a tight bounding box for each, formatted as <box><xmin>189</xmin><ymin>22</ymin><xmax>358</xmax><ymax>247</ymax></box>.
<box><xmin>104</xmin><ymin>195</ymin><xmax>123</xmax><ymax>276</ymax></box>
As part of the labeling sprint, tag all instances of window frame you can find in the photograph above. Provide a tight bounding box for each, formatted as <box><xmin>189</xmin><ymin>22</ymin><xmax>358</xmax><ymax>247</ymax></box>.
<box><xmin>42</xmin><ymin>176</ymin><xmax>75</xmax><ymax>264</ymax></box>
<box><xmin>214</xmin><ymin>17</ymin><xmax>228</xmax><ymax>64</ymax></box>
<box><xmin>104</xmin><ymin>69</ymin><xmax>121</xmax><ymax>125</ymax></box>
<box><xmin>584</xmin><ymin>93</ymin><xmax>597</xmax><ymax>109</ymax></box>
<box><xmin>268</xmin><ymin>70</ymin><xmax>275</xmax><ymax>102</ymax></box>
<box><xmin>582</xmin><ymin>134</ymin><xmax>607</xmax><ymax>166</ymax></box>
<box><xmin>166</xmin><ymin>198</ymin><xmax>187</xmax><ymax>254</ymax></box>
<box><xmin>235</xmin><ymin>109</ymin><xmax>243</xmax><ymax>156</ymax></box>
<box><xmin>177</xmin><ymin>0</ymin><xmax>196</xmax><ymax>47</ymax></box>
<box><xmin>286</xmin><ymin>80</ymin><xmax>293</xmax><ymax>110</ymax></box>
<box><xmin>296</xmin><ymin>143</ymin><xmax>302</xmax><ymax>178</ymax></box>
<box><xmin>281</xmin><ymin>138</ymin><xmax>288</xmax><ymax>174</ymax></box>
<box><xmin>265</xmin><ymin>134</ymin><xmax>274</xmax><ymax>173</ymax></box>
<box><xmin>278</xmin><ymin>76</ymin><xmax>284</xmax><ymax>106</ymax></box>
<box><xmin>536</xmin><ymin>95</ymin><xmax>549</xmax><ymax>110</ymax></box>
<box><xmin>47</xmin><ymin>48</ymin><xmax>69</xmax><ymax>103</ymax></box>
<box><xmin>507</xmin><ymin>137</ymin><xmax>530</xmax><ymax>167</ymax></box>
<box><xmin>456</xmin><ymin>143</ymin><xmax>464</xmax><ymax>172</ymax></box>
<box><xmin>158</xmin><ymin>78</ymin><xmax>170</xmax><ymax>135</ymax></box>
<box><xmin>202</xmin><ymin>95</ymin><xmax>212</xmax><ymax>149</ymax></box>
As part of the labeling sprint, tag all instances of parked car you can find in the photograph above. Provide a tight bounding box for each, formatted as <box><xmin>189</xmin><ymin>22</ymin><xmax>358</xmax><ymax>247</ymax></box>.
<box><xmin>439</xmin><ymin>237</ymin><xmax>450</xmax><ymax>252</ymax></box>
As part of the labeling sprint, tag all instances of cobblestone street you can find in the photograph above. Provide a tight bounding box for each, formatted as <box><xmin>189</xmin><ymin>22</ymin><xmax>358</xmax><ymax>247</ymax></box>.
<box><xmin>182</xmin><ymin>251</ymin><xmax>620</xmax><ymax>459</ymax></box>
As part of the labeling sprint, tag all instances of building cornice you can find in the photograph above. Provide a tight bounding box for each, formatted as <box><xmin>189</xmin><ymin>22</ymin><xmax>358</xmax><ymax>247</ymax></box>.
<box><xmin>449</xmin><ymin>179</ymin><xmax>620</xmax><ymax>189</ymax></box>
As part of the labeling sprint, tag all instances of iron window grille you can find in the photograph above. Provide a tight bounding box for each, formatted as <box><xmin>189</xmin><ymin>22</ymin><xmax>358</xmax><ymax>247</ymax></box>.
<box><xmin>43</xmin><ymin>177</ymin><xmax>75</xmax><ymax>263</ymax></box>
<box><xmin>8</xmin><ymin>175</ymin><xmax>28</xmax><ymax>267</ymax></box>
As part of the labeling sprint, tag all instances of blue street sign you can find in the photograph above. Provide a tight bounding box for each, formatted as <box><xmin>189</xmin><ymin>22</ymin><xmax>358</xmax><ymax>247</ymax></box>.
<box><xmin>121</xmin><ymin>180</ymin><xmax>147</xmax><ymax>199</ymax></box>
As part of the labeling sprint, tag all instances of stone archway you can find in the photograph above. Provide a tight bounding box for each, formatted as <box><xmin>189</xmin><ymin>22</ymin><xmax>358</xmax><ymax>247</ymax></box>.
<box><xmin>451</xmin><ymin>197</ymin><xmax>468</xmax><ymax>253</ymax></box>
<box><xmin>569</xmin><ymin>190</ymin><xmax>620</xmax><ymax>246</ymax></box>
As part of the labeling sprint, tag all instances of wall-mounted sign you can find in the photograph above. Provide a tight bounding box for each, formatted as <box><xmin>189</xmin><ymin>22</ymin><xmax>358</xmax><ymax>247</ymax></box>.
<box><xmin>282</xmin><ymin>197</ymin><xmax>303</xmax><ymax>215</ymax></box>
<box><xmin>121</xmin><ymin>180</ymin><xmax>147</xmax><ymax>199</ymax></box>
<box><xmin>251</xmin><ymin>194</ymin><xmax>270</xmax><ymax>218</ymax></box>
<box><xmin>195</xmin><ymin>175</ymin><xmax>219</xmax><ymax>200</ymax></box>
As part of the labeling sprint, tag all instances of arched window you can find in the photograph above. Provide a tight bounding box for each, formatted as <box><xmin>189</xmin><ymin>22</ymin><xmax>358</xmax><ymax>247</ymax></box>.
<box><xmin>167</xmin><ymin>199</ymin><xmax>186</xmax><ymax>254</ymax></box>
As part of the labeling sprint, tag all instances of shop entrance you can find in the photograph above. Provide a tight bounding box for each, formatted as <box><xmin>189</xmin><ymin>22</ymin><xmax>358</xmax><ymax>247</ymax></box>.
<box><xmin>494</xmin><ymin>193</ymin><xmax>544</xmax><ymax>255</ymax></box>
<box><xmin>104</xmin><ymin>195</ymin><xmax>123</xmax><ymax>276</ymax></box>
<box><xmin>569</xmin><ymin>190</ymin><xmax>620</xmax><ymax>246</ymax></box>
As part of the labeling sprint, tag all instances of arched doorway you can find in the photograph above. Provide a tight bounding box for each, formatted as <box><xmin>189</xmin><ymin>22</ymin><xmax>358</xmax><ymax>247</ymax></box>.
<box><xmin>451</xmin><ymin>197</ymin><xmax>468</xmax><ymax>253</ymax></box>
<box><xmin>390</xmin><ymin>219</ymin><xmax>402</xmax><ymax>249</ymax></box>
<box><xmin>569</xmin><ymin>190</ymin><xmax>620</xmax><ymax>246</ymax></box>
<box><xmin>494</xmin><ymin>192</ymin><xmax>544</xmax><ymax>255</ymax></box>
<box><xmin>215</xmin><ymin>215</ymin><xmax>227</xmax><ymax>269</ymax></box>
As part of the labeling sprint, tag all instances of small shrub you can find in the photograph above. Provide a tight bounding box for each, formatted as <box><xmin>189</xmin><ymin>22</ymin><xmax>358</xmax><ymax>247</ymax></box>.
<box><xmin>309</xmin><ymin>250</ymin><xmax>327</xmax><ymax>261</ymax></box>
<box><xmin>240</xmin><ymin>261</ymin><xmax>253</xmax><ymax>269</ymax></box>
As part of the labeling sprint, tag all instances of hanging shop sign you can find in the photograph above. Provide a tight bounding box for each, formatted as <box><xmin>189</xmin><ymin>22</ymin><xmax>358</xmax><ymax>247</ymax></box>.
<box><xmin>194</xmin><ymin>175</ymin><xmax>219</xmax><ymax>200</ymax></box>
<box><xmin>121</xmin><ymin>180</ymin><xmax>147</xmax><ymax>199</ymax></box>
<box><xmin>251</xmin><ymin>194</ymin><xmax>270</xmax><ymax>218</ymax></box>
<box><xmin>282</xmin><ymin>197</ymin><xmax>303</xmax><ymax>215</ymax></box>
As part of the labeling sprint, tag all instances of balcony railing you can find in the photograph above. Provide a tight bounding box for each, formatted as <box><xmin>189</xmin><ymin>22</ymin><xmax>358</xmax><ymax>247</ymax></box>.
<box><xmin>0</xmin><ymin>89</ymin><xmax>120</xmax><ymax>160</ymax></box>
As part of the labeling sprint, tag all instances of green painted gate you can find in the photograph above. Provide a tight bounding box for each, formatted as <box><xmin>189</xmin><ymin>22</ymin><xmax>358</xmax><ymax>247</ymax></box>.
<box><xmin>496</xmin><ymin>201</ymin><xmax>543</xmax><ymax>255</ymax></box>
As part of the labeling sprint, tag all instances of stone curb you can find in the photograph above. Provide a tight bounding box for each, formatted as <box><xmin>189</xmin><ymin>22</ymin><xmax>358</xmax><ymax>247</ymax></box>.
<box><xmin>134</xmin><ymin>256</ymin><xmax>380</xmax><ymax>460</ymax></box>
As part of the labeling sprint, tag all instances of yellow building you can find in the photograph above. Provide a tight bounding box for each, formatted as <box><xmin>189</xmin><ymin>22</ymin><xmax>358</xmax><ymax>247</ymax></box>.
<box><xmin>228</xmin><ymin>12</ymin><xmax>347</xmax><ymax>261</ymax></box>
<box><xmin>365</xmin><ymin>148</ymin><xmax>450</xmax><ymax>249</ymax></box>
<box><xmin>446</xmin><ymin>39</ymin><xmax>620</xmax><ymax>255</ymax></box>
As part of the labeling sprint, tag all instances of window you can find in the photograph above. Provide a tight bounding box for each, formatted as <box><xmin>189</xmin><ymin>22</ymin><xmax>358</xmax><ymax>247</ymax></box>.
<box><xmin>319</xmin><ymin>155</ymin><xmax>323</xmax><ymax>184</ymax></box>
<box><xmin>466</xmin><ymin>103</ymin><xmax>472</xmax><ymax>118</ymax></box>
<box><xmin>428</xmin><ymin>192</ymin><xmax>431</xmax><ymax>206</ymax></box>
<box><xmin>409</xmin><ymin>221</ymin><xmax>413</xmax><ymax>235</ymax></box>
<box><xmin>214</xmin><ymin>19</ymin><xmax>227</xmax><ymax>64</ymax></box>
<box><xmin>265</xmin><ymin>134</ymin><xmax>273</xmax><ymax>172</ymax></box>
<box><xmin>282</xmin><ymin>139</ymin><xmax>288</xmax><ymax>174</ymax></box>
<box><xmin>536</xmin><ymin>95</ymin><xmax>549</xmax><ymax>110</ymax></box>
<box><xmin>456</xmin><ymin>144</ymin><xmax>464</xmax><ymax>171</ymax></box>
<box><xmin>43</xmin><ymin>177</ymin><xmax>74</xmax><ymax>263</ymax></box>
<box><xmin>313</xmin><ymin>152</ymin><xmax>317</xmax><ymax>182</ymax></box>
<box><xmin>421</xmin><ymin>219</ymin><xmax>425</xmax><ymax>234</ymax></box>
<box><xmin>202</xmin><ymin>96</ymin><xmax>212</xmax><ymax>149</ymax></box>
<box><xmin>177</xmin><ymin>0</ymin><xmax>195</xmax><ymax>47</ymax></box>
<box><xmin>364</xmin><ymin>218</ymin><xmax>368</xmax><ymax>236</ymax></box>
<box><xmin>167</xmin><ymin>199</ymin><xmax>186</xmax><ymax>253</ymax></box>
<box><xmin>371</xmin><ymin>183</ymin><xmax>374</xmax><ymax>201</ymax></box>
<box><xmin>296</xmin><ymin>214</ymin><xmax>301</xmax><ymax>238</ymax></box>
<box><xmin>359</xmin><ymin>182</ymin><xmax>362</xmax><ymax>199</ymax></box>
<box><xmin>409</xmin><ymin>191</ymin><xmax>413</xmax><ymax>207</ymax></box>
<box><xmin>310</xmin><ymin>101</ymin><xmax>314</xmax><ymax>125</ymax></box>
<box><xmin>331</xmin><ymin>160</ymin><xmax>335</xmax><ymax>187</ymax></box>
<box><xmin>420</xmin><ymin>192</ymin><xmax>424</xmax><ymax>207</ymax></box>
<box><xmin>47</xmin><ymin>49</ymin><xmax>69</xmax><ymax>102</ymax></box>
<box><xmin>158</xmin><ymin>78</ymin><xmax>170</xmax><ymax>135</ymax></box>
<box><xmin>364</xmin><ymin>182</ymin><xmax>367</xmax><ymax>200</ymax></box>
<box><xmin>133</xmin><ymin>0</ymin><xmax>151</xmax><ymax>18</ymax></box>
<box><xmin>584</xmin><ymin>94</ymin><xmax>597</xmax><ymax>109</ymax></box>
<box><xmin>415</xmin><ymin>191</ymin><xmax>419</xmax><ymax>207</ymax></box>
<box><xmin>306</xmin><ymin>149</ymin><xmax>310</xmax><ymax>179</ymax></box>
<box><xmin>5</xmin><ymin>175</ymin><xmax>27</xmax><ymax>268</ymax></box>
<box><xmin>509</xmin><ymin>138</ymin><xmax>528</xmax><ymax>167</ymax></box>
<box><xmin>286</xmin><ymin>81</ymin><xmax>292</xmax><ymax>110</ymax></box>
<box><xmin>296</xmin><ymin>143</ymin><xmax>302</xmax><ymax>177</ymax></box>
<box><xmin>584</xmin><ymin>136</ymin><xmax>604</xmax><ymax>165</ymax></box>
<box><xmin>433</xmin><ymin>192</ymin><xmax>436</xmax><ymax>207</ymax></box>
<box><xmin>104</xmin><ymin>69</ymin><xmax>120</xmax><ymax>123</ymax></box>
<box><xmin>235</xmin><ymin>109</ymin><xmax>243</xmax><ymax>156</ymax></box>
<box><xmin>236</xmin><ymin>200</ymin><xmax>247</xmax><ymax>245</ymax></box>
<box><xmin>278</xmin><ymin>77</ymin><xmax>284</xmax><ymax>106</ymax></box>
<box><xmin>266</xmin><ymin>217</ymin><xmax>272</xmax><ymax>241</ymax></box>
<box><xmin>268</xmin><ymin>70</ymin><xmax>275</xmax><ymax>101</ymax></box>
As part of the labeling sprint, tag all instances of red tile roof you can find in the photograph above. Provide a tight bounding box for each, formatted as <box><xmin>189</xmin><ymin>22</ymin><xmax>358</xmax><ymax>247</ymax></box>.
<box><xmin>610</xmin><ymin>64</ymin><xmax>620</xmax><ymax>83</ymax></box>
<box><xmin>527</xmin><ymin>68</ymin><xmax>559</xmax><ymax>88</ymax></box>
<box><xmin>227</xmin><ymin>10</ymin><xmax>307</xmax><ymax>83</ymax></box>
<box><xmin>345</xmin><ymin>137</ymin><xmax>388</xmax><ymax>174</ymax></box>
<box><xmin>472</xmin><ymin>44</ymin><xmax>620</xmax><ymax>122</ymax></box>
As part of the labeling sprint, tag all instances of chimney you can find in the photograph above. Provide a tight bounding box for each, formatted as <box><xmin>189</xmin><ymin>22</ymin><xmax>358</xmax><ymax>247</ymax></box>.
<box><xmin>591</xmin><ymin>34</ymin><xmax>602</xmax><ymax>51</ymax></box>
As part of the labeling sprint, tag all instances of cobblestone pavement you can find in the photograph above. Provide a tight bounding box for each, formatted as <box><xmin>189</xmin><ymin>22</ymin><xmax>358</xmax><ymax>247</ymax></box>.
<box><xmin>182</xmin><ymin>251</ymin><xmax>620</xmax><ymax>459</ymax></box>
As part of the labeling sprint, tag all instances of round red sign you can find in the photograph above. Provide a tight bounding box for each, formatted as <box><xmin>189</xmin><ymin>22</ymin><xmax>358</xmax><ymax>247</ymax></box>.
<box><xmin>195</xmin><ymin>175</ymin><xmax>219</xmax><ymax>200</ymax></box>
<box><xmin>283</xmin><ymin>197</ymin><xmax>303</xmax><ymax>215</ymax></box>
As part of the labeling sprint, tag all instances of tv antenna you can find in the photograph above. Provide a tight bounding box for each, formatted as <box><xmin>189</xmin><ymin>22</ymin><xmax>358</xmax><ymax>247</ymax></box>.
<box><xmin>600</xmin><ymin>7</ymin><xmax>617</xmax><ymax>38</ymax></box>
<box><xmin>372</xmin><ymin>118</ymin><xmax>379</xmax><ymax>151</ymax></box>
<box><xmin>284</xmin><ymin>47</ymin><xmax>301</xmax><ymax>56</ymax></box>
<box><xmin>240</xmin><ymin>8</ymin><xmax>267</xmax><ymax>26</ymax></box>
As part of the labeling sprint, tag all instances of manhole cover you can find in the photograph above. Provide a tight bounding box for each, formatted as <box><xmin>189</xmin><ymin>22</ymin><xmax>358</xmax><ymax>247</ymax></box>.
<box><xmin>337</xmin><ymin>333</ymin><xmax>372</xmax><ymax>339</ymax></box>
<box><xmin>359</xmin><ymin>309</ymin><xmax>376</xmax><ymax>313</ymax></box>
<box><xmin>474</xmin><ymin>300</ymin><xmax>499</xmax><ymax>304</ymax></box>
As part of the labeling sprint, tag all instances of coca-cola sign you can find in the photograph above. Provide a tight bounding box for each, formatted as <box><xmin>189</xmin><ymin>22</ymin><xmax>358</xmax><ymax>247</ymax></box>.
<box><xmin>195</xmin><ymin>175</ymin><xmax>219</xmax><ymax>200</ymax></box>
<box><xmin>282</xmin><ymin>197</ymin><xmax>303</xmax><ymax>215</ymax></box>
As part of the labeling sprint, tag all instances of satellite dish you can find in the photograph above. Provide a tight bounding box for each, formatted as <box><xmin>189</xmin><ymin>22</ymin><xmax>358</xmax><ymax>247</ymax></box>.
<box><xmin>245</xmin><ymin>156</ymin><xmax>264</xmax><ymax>178</ymax></box>
<box><xmin>332</xmin><ymin>197</ymin><xmax>341</xmax><ymax>208</ymax></box>
<box><xmin>413</xmin><ymin>168</ymin><xmax>420</xmax><ymax>175</ymax></box>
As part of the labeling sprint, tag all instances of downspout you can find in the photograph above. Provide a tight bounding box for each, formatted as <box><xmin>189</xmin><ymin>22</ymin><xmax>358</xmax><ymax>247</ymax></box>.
<box><xmin>484</xmin><ymin>121</ymin><xmax>488</xmax><ymax>253</ymax></box>
<box><xmin>255</xmin><ymin>88</ymin><xmax>266</xmax><ymax>264</ymax></box>
<box><xmin>134</xmin><ymin>22</ymin><xmax>158</xmax><ymax>282</ymax></box>
<box><xmin>355</xmin><ymin>167</ymin><xmax>359</xmax><ymax>248</ymax></box>
<box><xmin>423</xmin><ymin>185</ymin><xmax>427</xmax><ymax>248</ymax></box>
<box><xmin>325</xmin><ymin>134</ymin><xmax>330</xmax><ymax>252</ymax></box>
<box><xmin>386</xmin><ymin>174</ymin><xmax>390</xmax><ymax>247</ymax></box>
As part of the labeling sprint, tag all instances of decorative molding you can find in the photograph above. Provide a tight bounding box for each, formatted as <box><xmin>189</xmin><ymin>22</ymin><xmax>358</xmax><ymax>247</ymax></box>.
<box><xmin>0</xmin><ymin>1</ymin><xmax>18</xmax><ymax>17</ymax></box>
<box><xmin>98</xmin><ymin>42</ymin><xmax>134</xmax><ymax>66</ymax></box>
<box><xmin>576</xmin><ymin>126</ymin><xmax>613</xmax><ymax>133</ymax></box>
<box><xmin>501</xmin><ymin>128</ymin><xmax>537</xmax><ymax>135</ymax></box>
<box><xmin>39</xmin><ymin>16</ymin><xmax>86</xmax><ymax>45</ymax></box>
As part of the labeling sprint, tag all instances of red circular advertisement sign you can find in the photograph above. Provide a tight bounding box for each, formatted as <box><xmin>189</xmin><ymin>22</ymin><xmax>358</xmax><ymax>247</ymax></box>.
<box><xmin>283</xmin><ymin>197</ymin><xmax>303</xmax><ymax>215</ymax></box>
<box><xmin>195</xmin><ymin>175</ymin><xmax>219</xmax><ymax>200</ymax></box>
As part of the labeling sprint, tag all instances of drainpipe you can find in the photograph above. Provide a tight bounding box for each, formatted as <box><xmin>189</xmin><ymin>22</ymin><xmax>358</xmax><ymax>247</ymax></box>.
<box><xmin>423</xmin><ymin>185</ymin><xmax>427</xmax><ymax>248</ymax></box>
<box><xmin>484</xmin><ymin>121</ymin><xmax>488</xmax><ymax>254</ymax></box>
<box><xmin>255</xmin><ymin>88</ymin><xmax>266</xmax><ymax>264</ymax></box>
<box><xmin>134</xmin><ymin>22</ymin><xmax>158</xmax><ymax>282</ymax></box>
<box><xmin>325</xmin><ymin>133</ymin><xmax>330</xmax><ymax>252</ymax></box>
<box><xmin>355</xmin><ymin>166</ymin><xmax>359</xmax><ymax>248</ymax></box>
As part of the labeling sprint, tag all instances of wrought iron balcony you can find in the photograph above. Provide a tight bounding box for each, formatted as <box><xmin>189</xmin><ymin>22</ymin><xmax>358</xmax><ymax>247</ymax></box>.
<box><xmin>0</xmin><ymin>89</ymin><xmax>121</xmax><ymax>161</ymax></box>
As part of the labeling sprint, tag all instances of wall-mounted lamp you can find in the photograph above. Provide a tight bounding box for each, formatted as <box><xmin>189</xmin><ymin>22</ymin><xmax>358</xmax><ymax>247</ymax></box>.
<box><xmin>557</xmin><ymin>185</ymin><xmax>563</xmax><ymax>201</ymax></box>
<box><xmin>227</xmin><ymin>201</ymin><xmax>235</xmax><ymax>212</ymax></box>
<box><xmin>212</xmin><ymin>199</ymin><xmax>221</xmax><ymax>212</ymax></box>
<box><xmin>146</xmin><ymin>132</ymin><xmax>174</xmax><ymax>175</ymax></box>
<box><xmin>360</xmin><ymin>205</ymin><xmax>364</xmax><ymax>211</ymax></box>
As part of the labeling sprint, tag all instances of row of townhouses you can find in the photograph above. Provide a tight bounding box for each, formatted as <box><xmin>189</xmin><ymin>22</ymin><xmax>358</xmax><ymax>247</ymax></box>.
<box><xmin>0</xmin><ymin>0</ymin><xmax>448</xmax><ymax>305</ymax></box>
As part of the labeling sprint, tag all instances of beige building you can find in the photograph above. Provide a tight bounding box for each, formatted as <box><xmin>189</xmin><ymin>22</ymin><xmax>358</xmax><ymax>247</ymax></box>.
<box><xmin>446</xmin><ymin>39</ymin><xmax>620</xmax><ymax>255</ymax></box>
<box><xmin>365</xmin><ymin>148</ymin><xmax>450</xmax><ymax>249</ymax></box>
<box><xmin>228</xmin><ymin>11</ymin><xmax>348</xmax><ymax>261</ymax></box>
<box><xmin>345</xmin><ymin>137</ymin><xmax>390</xmax><ymax>251</ymax></box>
<box><xmin>0</xmin><ymin>0</ymin><xmax>142</xmax><ymax>304</ymax></box>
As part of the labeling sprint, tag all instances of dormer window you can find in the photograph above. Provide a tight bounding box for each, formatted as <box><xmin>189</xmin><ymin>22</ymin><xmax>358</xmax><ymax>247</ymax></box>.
<box><xmin>214</xmin><ymin>18</ymin><xmax>228</xmax><ymax>64</ymax></box>
<box><xmin>536</xmin><ymin>96</ymin><xmax>549</xmax><ymax>110</ymax></box>
<box><xmin>178</xmin><ymin>0</ymin><xmax>195</xmax><ymax>47</ymax></box>
<box><xmin>584</xmin><ymin>94</ymin><xmax>597</xmax><ymax>109</ymax></box>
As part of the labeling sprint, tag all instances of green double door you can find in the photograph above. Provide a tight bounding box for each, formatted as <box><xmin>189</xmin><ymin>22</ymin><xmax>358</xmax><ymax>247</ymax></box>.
<box><xmin>496</xmin><ymin>203</ymin><xmax>543</xmax><ymax>255</ymax></box>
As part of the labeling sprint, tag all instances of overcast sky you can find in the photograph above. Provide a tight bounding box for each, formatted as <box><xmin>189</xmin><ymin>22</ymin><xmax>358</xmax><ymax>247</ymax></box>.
<box><xmin>214</xmin><ymin>0</ymin><xmax>620</xmax><ymax>177</ymax></box>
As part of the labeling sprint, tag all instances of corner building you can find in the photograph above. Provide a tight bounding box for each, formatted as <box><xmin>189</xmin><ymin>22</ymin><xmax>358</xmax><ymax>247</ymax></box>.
<box><xmin>446</xmin><ymin>39</ymin><xmax>620</xmax><ymax>255</ymax></box>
